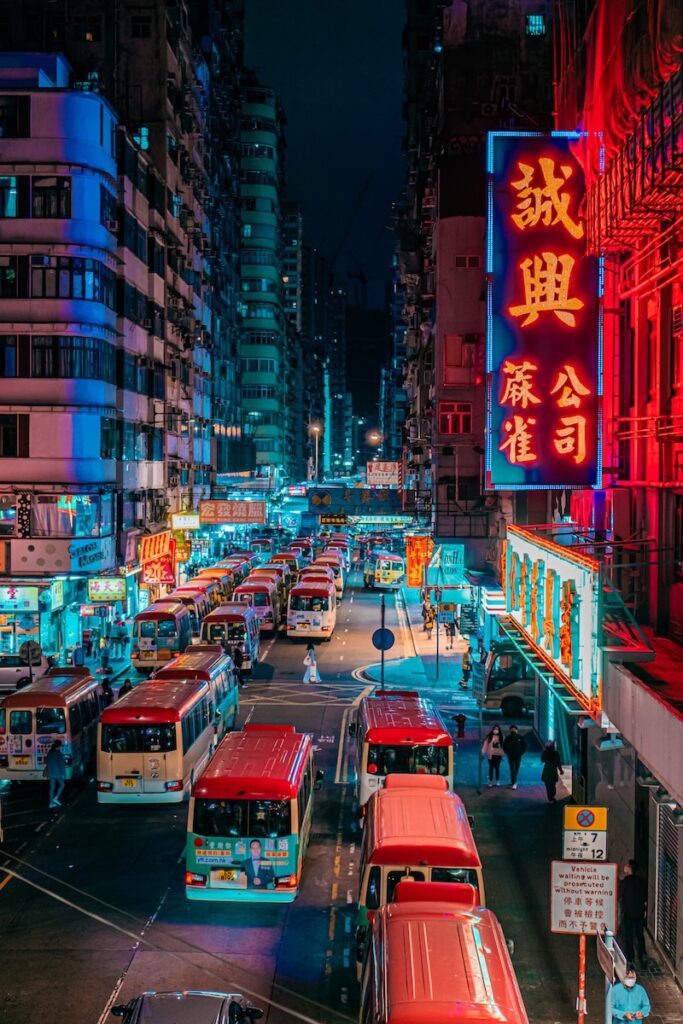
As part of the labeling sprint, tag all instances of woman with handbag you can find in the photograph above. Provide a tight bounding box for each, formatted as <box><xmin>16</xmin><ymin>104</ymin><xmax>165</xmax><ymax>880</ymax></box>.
<box><xmin>303</xmin><ymin>643</ymin><xmax>319</xmax><ymax>683</ymax></box>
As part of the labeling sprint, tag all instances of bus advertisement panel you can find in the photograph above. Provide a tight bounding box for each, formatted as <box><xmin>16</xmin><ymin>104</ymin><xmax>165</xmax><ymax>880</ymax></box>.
<box><xmin>186</xmin><ymin>725</ymin><xmax>315</xmax><ymax>903</ymax></box>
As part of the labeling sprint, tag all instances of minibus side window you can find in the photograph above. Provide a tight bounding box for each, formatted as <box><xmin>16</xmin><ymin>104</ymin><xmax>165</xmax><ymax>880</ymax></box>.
<box><xmin>366</xmin><ymin>866</ymin><xmax>381</xmax><ymax>910</ymax></box>
<box><xmin>431</xmin><ymin>867</ymin><xmax>478</xmax><ymax>887</ymax></box>
<box><xmin>69</xmin><ymin>704</ymin><xmax>82</xmax><ymax>735</ymax></box>
<box><xmin>0</xmin><ymin>708</ymin><xmax>5</xmax><ymax>733</ymax></box>
<box><xmin>157</xmin><ymin>619</ymin><xmax>177</xmax><ymax>639</ymax></box>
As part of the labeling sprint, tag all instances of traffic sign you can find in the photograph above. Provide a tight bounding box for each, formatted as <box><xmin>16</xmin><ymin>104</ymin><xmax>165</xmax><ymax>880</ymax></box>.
<box><xmin>596</xmin><ymin>930</ymin><xmax>628</xmax><ymax>984</ymax></box>
<box><xmin>563</xmin><ymin>829</ymin><xmax>608</xmax><ymax>861</ymax></box>
<box><xmin>564</xmin><ymin>805</ymin><xmax>608</xmax><ymax>831</ymax></box>
<box><xmin>372</xmin><ymin>628</ymin><xmax>395</xmax><ymax>652</ymax></box>
<box><xmin>550</xmin><ymin>861</ymin><xmax>618</xmax><ymax>935</ymax></box>
<box><xmin>19</xmin><ymin>640</ymin><xmax>42</xmax><ymax>665</ymax></box>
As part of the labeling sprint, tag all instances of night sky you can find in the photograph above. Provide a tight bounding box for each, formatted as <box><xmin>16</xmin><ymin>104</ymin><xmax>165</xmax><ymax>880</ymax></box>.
<box><xmin>245</xmin><ymin>0</ymin><xmax>405</xmax><ymax>310</ymax></box>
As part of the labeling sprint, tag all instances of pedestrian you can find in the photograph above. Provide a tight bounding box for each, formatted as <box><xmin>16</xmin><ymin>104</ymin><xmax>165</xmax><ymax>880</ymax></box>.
<box><xmin>303</xmin><ymin>643</ymin><xmax>319</xmax><ymax>683</ymax></box>
<box><xmin>100</xmin><ymin>637</ymin><xmax>111</xmax><ymax>673</ymax></box>
<box><xmin>611</xmin><ymin>967</ymin><xmax>650</xmax><ymax>1024</ymax></box>
<box><xmin>118</xmin><ymin>678</ymin><xmax>134</xmax><ymax>698</ymax></box>
<box><xmin>109</xmin><ymin>623</ymin><xmax>122</xmax><ymax>659</ymax></box>
<box><xmin>232</xmin><ymin>643</ymin><xmax>245</xmax><ymax>687</ymax></box>
<box><xmin>445</xmin><ymin>620</ymin><xmax>456</xmax><ymax>650</ymax></box>
<box><xmin>424</xmin><ymin>606</ymin><xmax>435</xmax><ymax>639</ymax></box>
<box><xmin>540</xmin><ymin>740</ymin><xmax>564</xmax><ymax>802</ymax></box>
<box><xmin>481</xmin><ymin>725</ymin><xmax>504</xmax><ymax>786</ymax></box>
<box><xmin>45</xmin><ymin>739</ymin><xmax>66</xmax><ymax>809</ymax></box>
<box><xmin>120</xmin><ymin>622</ymin><xmax>130</xmax><ymax>657</ymax></box>
<box><xmin>72</xmin><ymin>641</ymin><xmax>85</xmax><ymax>668</ymax></box>
<box><xmin>101</xmin><ymin>679</ymin><xmax>114</xmax><ymax>707</ymax></box>
<box><xmin>421</xmin><ymin>596</ymin><xmax>432</xmax><ymax>631</ymax></box>
<box><xmin>503</xmin><ymin>724</ymin><xmax>527</xmax><ymax>788</ymax></box>
<box><xmin>460</xmin><ymin>644</ymin><xmax>472</xmax><ymax>688</ymax></box>
<box><xmin>620</xmin><ymin>860</ymin><xmax>648</xmax><ymax>967</ymax></box>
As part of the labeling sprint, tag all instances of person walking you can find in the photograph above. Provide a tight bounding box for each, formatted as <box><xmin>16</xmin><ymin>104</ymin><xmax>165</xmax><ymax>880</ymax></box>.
<box><xmin>421</xmin><ymin>596</ymin><xmax>432</xmax><ymax>631</ymax></box>
<box><xmin>109</xmin><ymin>623</ymin><xmax>122</xmax><ymax>659</ymax></box>
<box><xmin>232</xmin><ymin>643</ymin><xmax>245</xmax><ymax>688</ymax></box>
<box><xmin>303</xmin><ymin>643</ymin><xmax>319</xmax><ymax>683</ymax></box>
<box><xmin>540</xmin><ymin>741</ymin><xmax>563</xmax><ymax>802</ymax></box>
<box><xmin>620</xmin><ymin>860</ymin><xmax>648</xmax><ymax>967</ymax></box>
<box><xmin>118</xmin><ymin>678</ymin><xmax>134</xmax><ymax>698</ymax></box>
<box><xmin>503</xmin><ymin>724</ymin><xmax>527</xmax><ymax>788</ymax></box>
<box><xmin>460</xmin><ymin>644</ymin><xmax>472</xmax><ymax>689</ymax></box>
<box><xmin>424</xmin><ymin>605</ymin><xmax>436</xmax><ymax>639</ymax></box>
<box><xmin>45</xmin><ymin>740</ymin><xmax>66</xmax><ymax>809</ymax></box>
<box><xmin>101</xmin><ymin>679</ymin><xmax>114</xmax><ymax>707</ymax></box>
<box><xmin>445</xmin><ymin>620</ymin><xmax>456</xmax><ymax>650</ymax></box>
<box><xmin>611</xmin><ymin>967</ymin><xmax>650</xmax><ymax>1024</ymax></box>
<box><xmin>72</xmin><ymin>641</ymin><xmax>85</xmax><ymax>668</ymax></box>
<box><xmin>100</xmin><ymin>637</ymin><xmax>111</xmax><ymax>674</ymax></box>
<box><xmin>481</xmin><ymin>725</ymin><xmax>504</xmax><ymax>786</ymax></box>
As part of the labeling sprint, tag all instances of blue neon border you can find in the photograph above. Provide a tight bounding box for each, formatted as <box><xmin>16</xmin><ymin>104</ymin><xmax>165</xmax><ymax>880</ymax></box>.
<box><xmin>485</xmin><ymin>130</ymin><xmax>604</xmax><ymax>492</ymax></box>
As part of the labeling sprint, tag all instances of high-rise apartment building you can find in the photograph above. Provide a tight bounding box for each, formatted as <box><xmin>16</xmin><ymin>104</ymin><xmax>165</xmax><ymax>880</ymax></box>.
<box><xmin>282</xmin><ymin>201</ymin><xmax>306</xmax><ymax>480</ymax></box>
<box><xmin>239</xmin><ymin>73</ymin><xmax>287</xmax><ymax>481</ymax></box>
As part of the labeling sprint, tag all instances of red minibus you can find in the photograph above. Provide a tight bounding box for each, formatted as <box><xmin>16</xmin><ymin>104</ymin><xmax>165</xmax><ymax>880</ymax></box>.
<box><xmin>231</xmin><ymin>579</ymin><xmax>280</xmax><ymax>632</ymax></box>
<box><xmin>359</xmin><ymin>882</ymin><xmax>528</xmax><ymax>1024</ymax></box>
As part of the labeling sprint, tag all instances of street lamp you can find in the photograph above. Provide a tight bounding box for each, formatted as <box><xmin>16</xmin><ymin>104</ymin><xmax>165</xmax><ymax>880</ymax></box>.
<box><xmin>308</xmin><ymin>422</ymin><xmax>322</xmax><ymax>482</ymax></box>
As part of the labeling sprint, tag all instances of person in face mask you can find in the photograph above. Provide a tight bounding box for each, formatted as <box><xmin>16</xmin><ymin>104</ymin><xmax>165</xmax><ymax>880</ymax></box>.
<box><xmin>611</xmin><ymin>967</ymin><xmax>650</xmax><ymax>1024</ymax></box>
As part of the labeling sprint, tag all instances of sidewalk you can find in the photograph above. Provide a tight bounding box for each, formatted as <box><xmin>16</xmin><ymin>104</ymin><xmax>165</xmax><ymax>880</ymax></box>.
<box><xmin>373</xmin><ymin>586</ymin><xmax>683</xmax><ymax>1024</ymax></box>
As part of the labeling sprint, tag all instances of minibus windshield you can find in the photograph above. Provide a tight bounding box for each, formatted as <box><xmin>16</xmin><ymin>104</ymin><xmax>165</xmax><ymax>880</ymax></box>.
<box><xmin>193</xmin><ymin>798</ymin><xmax>291</xmax><ymax>838</ymax></box>
<box><xmin>207</xmin><ymin>623</ymin><xmax>246</xmax><ymax>643</ymax></box>
<box><xmin>101</xmin><ymin>724</ymin><xmax>176</xmax><ymax>753</ymax></box>
<box><xmin>367</xmin><ymin>744</ymin><xmax>449</xmax><ymax>776</ymax></box>
<box><xmin>290</xmin><ymin>595</ymin><xmax>329</xmax><ymax>612</ymax></box>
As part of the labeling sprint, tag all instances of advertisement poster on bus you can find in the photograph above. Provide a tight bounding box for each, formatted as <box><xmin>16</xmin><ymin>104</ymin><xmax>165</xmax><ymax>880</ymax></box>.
<box><xmin>405</xmin><ymin>535</ymin><xmax>434</xmax><ymax>589</ymax></box>
<box><xmin>192</xmin><ymin>835</ymin><xmax>293</xmax><ymax>890</ymax></box>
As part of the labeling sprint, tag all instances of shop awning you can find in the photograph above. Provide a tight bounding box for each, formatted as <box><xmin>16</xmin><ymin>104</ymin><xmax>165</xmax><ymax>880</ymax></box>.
<box><xmin>497</xmin><ymin>616</ymin><xmax>586</xmax><ymax>716</ymax></box>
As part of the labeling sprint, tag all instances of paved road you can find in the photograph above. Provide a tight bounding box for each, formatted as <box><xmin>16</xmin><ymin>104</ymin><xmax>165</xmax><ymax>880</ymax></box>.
<box><xmin>0</xmin><ymin>572</ymin><xmax>390</xmax><ymax>1024</ymax></box>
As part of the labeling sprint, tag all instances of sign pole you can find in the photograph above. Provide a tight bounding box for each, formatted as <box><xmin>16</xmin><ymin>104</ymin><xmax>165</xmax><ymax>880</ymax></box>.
<box><xmin>603</xmin><ymin>929</ymin><xmax>614</xmax><ymax>1024</ymax></box>
<box><xmin>380</xmin><ymin>594</ymin><xmax>385</xmax><ymax>688</ymax></box>
<box><xmin>477</xmin><ymin>705</ymin><xmax>483</xmax><ymax>794</ymax></box>
<box><xmin>577</xmin><ymin>933</ymin><xmax>587</xmax><ymax>1024</ymax></box>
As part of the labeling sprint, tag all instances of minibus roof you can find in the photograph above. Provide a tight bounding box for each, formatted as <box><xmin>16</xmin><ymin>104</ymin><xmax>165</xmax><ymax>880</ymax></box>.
<box><xmin>194</xmin><ymin>727</ymin><xmax>312</xmax><ymax>801</ymax></box>
<box><xmin>157</xmin><ymin>590</ymin><xmax>206</xmax><ymax>602</ymax></box>
<box><xmin>1</xmin><ymin>670</ymin><xmax>98</xmax><ymax>708</ymax></box>
<box><xmin>203</xmin><ymin>604</ymin><xmax>254</xmax><ymax>622</ymax></box>
<box><xmin>234</xmin><ymin>579</ymin><xmax>275</xmax><ymax>592</ymax></box>
<box><xmin>136</xmin><ymin>602</ymin><xmax>189</xmax><ymax>619</ymax></box>
<box><xmin>180</xmin><ymin>580</ymin><xmax>218</xmax><ymax>592</ymax></box>
<box><xmin>154</xmin><ymin>648</ymin><xmax>231</xmax><ymax>681</ymax></box>
<box><xmin>290</xmin><ymin>583</ymin><xmax>334</xmax><ymax>597</ymax></box>
<box><xmin>365</xmin><ymin>783</ymin><xmax>481</xmax><ymax>868</ymax></box>
<box><xmin>375</xmin><ymin>900</ymin><xmax>528</xmax><ymax>1024</ymax></box>
<box><xmin>100</xmin><ymin>680</ymin><xmax>208</xmax><ymax>724</ymax></box>
<box><xmin>360</xmin><ymin>693</ymin><xmax>451</xmax><ymax>747</ymax></box>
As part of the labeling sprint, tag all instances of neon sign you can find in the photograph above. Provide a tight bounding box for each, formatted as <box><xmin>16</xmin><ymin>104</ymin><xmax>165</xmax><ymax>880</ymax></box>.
<box><xmin>486</xmin><ymin>133</ymin><xmax>602</xmax><ymax>489</ymax></box>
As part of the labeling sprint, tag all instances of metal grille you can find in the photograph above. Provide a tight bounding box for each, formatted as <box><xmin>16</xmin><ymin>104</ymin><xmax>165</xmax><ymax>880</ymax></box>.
<box><xmin>656</xmin><ymin>803</ymin><xmax>679</xmax><ymax>965</ymax></box>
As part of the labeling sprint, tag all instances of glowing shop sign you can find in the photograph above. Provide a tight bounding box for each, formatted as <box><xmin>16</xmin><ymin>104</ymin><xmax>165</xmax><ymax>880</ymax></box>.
<box><xmin>503</xmin><ymin>525</ymin><xmax>602</xmax><ymax>713</ymax></box>
<box><xmin>486</xmin><ymin>133</ymin><xmax>601</xmax><ymax>489</ymax></box>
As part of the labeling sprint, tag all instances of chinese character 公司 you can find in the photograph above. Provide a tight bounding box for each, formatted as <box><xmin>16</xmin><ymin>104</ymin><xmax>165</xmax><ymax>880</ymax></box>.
<box><xmin>500</xmin><ymin>359</ymin><xmax>541</xmax><ymax>409</ymax></box>
<box><xmin>509</xmin><ymin>252</ymin><xmax>584</xmax><ymax>327</ymax></box>
<box><xmin>499</xmin><ymin>415</ymin><xmax>537</xmax><ymax>464</ymax></box>
<box><xmin>551</xmin><ymin>364</ymin><xmax>591</xmax><ymax>408</ymax></box>
<box><xmin>554</xmin><ymin>414</ymin><xmax>587</xmax><ymax>464</ymax></box>
<box><xmin>511</xmin><ymin>158</ymin><xmax>584</xmax><ymax>239</ymax></box>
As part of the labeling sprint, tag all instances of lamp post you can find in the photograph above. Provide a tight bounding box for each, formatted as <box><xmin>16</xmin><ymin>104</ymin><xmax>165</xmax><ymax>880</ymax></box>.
<box><xmin>309</xmin><ymin>422</ymin><xmax>322</xmax><ymax>482</ymax></box>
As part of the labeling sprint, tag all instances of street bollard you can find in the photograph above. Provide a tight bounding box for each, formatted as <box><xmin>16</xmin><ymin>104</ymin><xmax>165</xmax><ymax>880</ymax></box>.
<box><xmin>454</xmin><ymin>713</ymin><xmax>466</xmax><ymax>738</ymax></box>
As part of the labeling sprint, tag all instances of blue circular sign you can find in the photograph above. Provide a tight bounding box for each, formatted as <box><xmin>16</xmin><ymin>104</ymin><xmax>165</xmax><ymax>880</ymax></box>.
<box><xmin>577</xmin><ymin>809</ymin><xmax>595</xmax><ymax>828</ymax></box>
<box><xmin>372</xmin><ymin>628</ymin><xmax>395</xmax><ymax>652</ymax></box>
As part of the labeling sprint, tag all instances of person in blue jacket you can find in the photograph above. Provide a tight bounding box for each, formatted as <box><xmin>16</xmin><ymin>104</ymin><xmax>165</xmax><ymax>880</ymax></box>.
<box><xmin>612</xmin><ymin>968</ymin><xmax>650</xmax><ymax>1024</ymax></box>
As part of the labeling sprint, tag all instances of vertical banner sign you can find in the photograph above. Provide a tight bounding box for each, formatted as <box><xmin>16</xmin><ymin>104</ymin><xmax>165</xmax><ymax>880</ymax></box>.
<box><xmin>486</xmin><ymin>132</ymin><xmax>602</xmax><ymax>489</ymax></box>
<box><xmin>405</xmin><ymin>535</ymin><xmax>434</xmax><ymax>589</ymax></box>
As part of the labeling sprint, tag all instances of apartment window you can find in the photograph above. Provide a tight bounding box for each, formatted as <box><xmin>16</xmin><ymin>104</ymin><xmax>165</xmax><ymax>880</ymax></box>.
<box><xmin>241</xmin><ymin>249</ymin><xmax>278</xmax><ymax>267</ymax></box>
<box><xmin>31</xmin><ymin>336</ymin><xmax>116</xmax><ymax>382</ymax></box>
<box><xmin>0</xmin><ymin>336</ymin><xmax>17</xmax><ymax>376</ymax></box>
<box><xmin>454</xmin><ymin>254</ymin><xmax>480</xmax><ymax>268</ymax></box>
<box><xmin>439</xmin><ymin>401</ymin><xmax>472</xmax><ymax>434</ymax></box>
<box><xmin>246</xmin><ymin>303</ymin><xmax>278</xmax><ymax>320</ymax></box>
<box><xmin>443</xmin><ymin>333</ymin><xmax>476</xmax><ymax>384</ymax></box>
<box><xmin>131</xmin><ymin>13</ymin><xmax>152</xmax><ymax>37</ymax></box>
<box><xmin>243</xmin><ymin>385</ymin><xmax>276</xmax><ymax>399</ymax></box>
<box><xmin>73</xmin><ymin>15</ymin><xmax>102</xmax><ymax>42</ymax></box>
<box><xmin>0</xmin><ymin>414</ymin><xmax>28</xmax><ymax>457</ymax></box>
<box><xmin>242</xmin><ymin>223</ymin><xmax>252</xmax><ymax>238</ymax></box>
<box><xmin>101</xmin><ymin>417</ymin><xmax>118</xmax><ymax>459</ymax></box>
<box><xmin>30</xmin><ymin>255</ymin><xmax>115</xmax><ymax>308</ymax></box>
<box><xmin>0</xmin><ymin>256</ymin><xmax>23</xmax><ymax>298</ymax></box>
<box><xmin>0</xmin><ymin>176</ymin><xmax>18</xmax><ymax>217</ymax></box>
<box><xmin>0</xmin><ymin>96</ymin><xmax>30</xmax><ymax>138</ymax></box>
<box><xmin>241</xmin><ymin>143</ymin><xmax>275</xmax><ymax>161</ymax></box>
<box><xmin>100</xmin><ymin>185</ymin><xmax>116</xmax><ymax>226</ymax></box>
<box><xmin>31</xmin><ymin>494</ymin><xmax>101</xmax><ymax>537</ymax></box>
<box><xmin>32</xmin><ymin>177</ymin><xmax>71</xmax><ymax>219</ymax></box>
<box><xmin>242</xmin><ymin>331</ymin><xmax>279</xmax><ymax>347</ymax></box>
<box><xmin>526</xmin><ymin>13</ymin><xmax>546</xmax><ymax>36</ymax></box>
<box><xmin>242</xmin><ymin>358</ymin><xmax>276</xmax><ymax>373</ymax></box>
<box><xmin>241</xmin><ymin>278</ymin><xmax>273</xmax><ymax>293</ymax></box>
<box><xmin>242</xmin><ymin>196</ymin><xmax>277</xmax><ymax>213</ymax></box>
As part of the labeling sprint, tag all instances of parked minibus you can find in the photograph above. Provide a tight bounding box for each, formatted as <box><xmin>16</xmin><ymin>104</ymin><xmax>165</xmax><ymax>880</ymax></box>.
<box><xmin>287</xmin><ymin>581</ymin><xmax>337</xmax><ymax>640</ymax></box>
<box><xmin>325</xmin><ymin>545</ymin><xmax>351</xmax><ymax>571</ymax></box>
<box><xmin>132</xmin><ymin>602</ymin><xmax>193</xmax><ymax>673</ymax></box>
<box><xmin>0</xmin><ymin>668</ymin><xmax>102</xmax><ymax>781</ymax></box>
<box><xmin>482</xmin><ymin>640</ymin><xmax>536</xmax><ymax>718</ymax></box>
<box><xmin>185</xmin><ymin>724</ymin><xmax>318</xmax><ymax>902</ymax></box>
<box><xmin>193</xmin><ymin>568</ymin><xmax>235</xmax><ymax>602</ymax></box>
<box><xmin>247</xmin><ymin>566</ymin><xmax>287</xmax><ymax>616</ymax></box>
<box><xmin>270</xmin><ymin>551</ymin><xmax>303</xmax><ymax>581</ymax></box>
<box><xmin>312</xmin><ymin>556</ymin><xmax>345</xmax><ymax>598</ymax></box>
<box><xmin>257</xmin><ymin>561</ymin><xmax>293</xmax><ymax>596</ymax></box>
<box><xmin>153</xmin><ymin>645</ymin><xmax>239</xmax><ymax>731</ymax></box>
<box><xmin>252</xmin><ymin>537</ymin><xmax>274</xmax><ymax>556</ymax></box>
<box><xmin>199</xmin><ymin>604</ymin><xmax>260</xmax><ymax>672</ymax></box>
<box><xmin>299</xmin><ymin>565</ymin><xmax>336</xmax><ymax>587</ymax></box>
<box><xmin>156</xmin><ymin>589</ymin><xmax>210</xmax><ymax>638</ymax></box>
<box><xmin>97</xmin><ymin>679</ymin><xmax>215</xmax><ymax>803</ymax></box>
<box><xmin>364</xmin><ymin>552</ymin><xmax>405</xmax><ymax>591</ymax></box>
<box><xmin>356</xmin><ymin>775</ymin><xmax>484</xmax><ymax>958</ymax></box>
<box><xmin>359</xmin><ymin>883</ymin><xmax>528</xmax><ymax>1024</ymax></box>
<box><xmin>353</xmin><ymin>690</ymin><xmax>454</xmax><ymax>811</ymax></box>
<box><xmin>216</xmin><ymin>559</ymin><xmax>251</xmax><ymax>586</ymax></box>
<box><xmin>231</xmin><ymin>579</ymin><xmax>280</xmax><ymax>632</ymax></box>
<box><xmin>178</xmin><ymin>578</ymin><xmax>222</xmax><ymax>609</ymax></box>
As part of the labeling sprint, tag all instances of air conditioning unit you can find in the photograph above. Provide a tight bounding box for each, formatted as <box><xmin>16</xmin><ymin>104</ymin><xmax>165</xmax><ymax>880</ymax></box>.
<box><xmin>105</xmin><ymin>219</ymin><xmax>119</xmax><ymax>234</ymax></box>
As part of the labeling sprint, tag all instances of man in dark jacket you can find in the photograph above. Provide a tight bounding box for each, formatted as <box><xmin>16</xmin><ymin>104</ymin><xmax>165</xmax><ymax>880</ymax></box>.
<box><xmin>620</xmin><ymin>860</ymin><xmax>648</xmax><ymax>967</ymax></box>
<box><xmin>503</xmin><ymin>725</ymin><xmax>527</xmax><ymax>789</ymax></box>
<box><xmin>232</xmin><ymin>643</ymin><xmax>245</xmax><ymax>687</ymax></box>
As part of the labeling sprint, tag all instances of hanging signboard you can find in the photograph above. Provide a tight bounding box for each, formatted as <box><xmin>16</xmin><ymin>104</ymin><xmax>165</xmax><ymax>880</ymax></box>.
<box><xmin>199</xmin><ymin>500</ymin><xmax>266</xmax><ymax>525</ymax></box>
<box><xmin>140</xmin><ymin>531</ymin><xmax>176</xmax><ymax>586</ymax></box>
<box><xmin>405</xmin><ymin>535</ymin><xmax>434</xmax><ymax>589</ymax></box>
<box><xmin>171</xmin><ymin>513</ymin><xmax>201</xmax><ymax>531</ymax></box>
<box><xmin>367</xmin><ymin>461</ymin><xmax>402</xmax><ymax>487</ymax></box>
<box><xmin>486</xmin><ymin>132</ymin><xmax>602</xmax><ymax>489</ymax></box>
<box><xmin>87</xmin><ymin>577</ymin><xmax>126</xmax><ymax>603</ymax></box>
<box><xmin>309</xmin><ymin>488</ymin><xmax>403</xmax><ymax>515</ymax></box>
<box><xmin>0</xmin><ymin>586</ymin><xmax>40</xmax><ymax>613</ymax></box>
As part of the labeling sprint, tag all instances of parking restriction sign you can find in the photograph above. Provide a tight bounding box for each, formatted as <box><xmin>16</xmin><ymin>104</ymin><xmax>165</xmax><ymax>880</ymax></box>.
<box><xmin>550</xmin><ymin>861</ymin><xmax>618</xmax><ymax>935</ymax></box>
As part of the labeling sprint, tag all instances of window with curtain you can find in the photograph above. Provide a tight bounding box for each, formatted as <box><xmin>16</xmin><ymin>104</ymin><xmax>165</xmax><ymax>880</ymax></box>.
<box><xmin>31</xmin><ymin>177</ymin><xmax>71</xmax><ymax>219</ymax></box>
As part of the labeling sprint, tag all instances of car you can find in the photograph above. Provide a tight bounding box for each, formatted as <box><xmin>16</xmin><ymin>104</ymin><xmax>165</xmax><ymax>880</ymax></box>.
<box><xmin>111</xmin><ymin>990</ymin><xmax>263</xmax><ymax>1024</ymax></box>
<box><xmin>0</xmin><ymin>651</ymin><xmax>52</xmax><ymax>694</ymax></box>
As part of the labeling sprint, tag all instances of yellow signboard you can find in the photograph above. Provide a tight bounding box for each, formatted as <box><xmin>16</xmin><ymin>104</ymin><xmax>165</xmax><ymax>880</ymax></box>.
<box><xmin>564</xmin><ymin>806</ymin><xmax>608</xmax><ymax>831</ymax></box>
